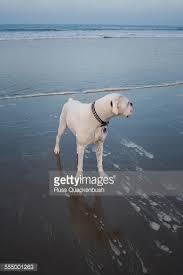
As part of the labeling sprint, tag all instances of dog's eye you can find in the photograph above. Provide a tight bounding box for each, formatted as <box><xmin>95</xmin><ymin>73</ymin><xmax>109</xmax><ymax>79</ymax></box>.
<box><xmin>110</xmin><ymin>101</ymin><xmax>113</xmax><ymax>107</ymax></box>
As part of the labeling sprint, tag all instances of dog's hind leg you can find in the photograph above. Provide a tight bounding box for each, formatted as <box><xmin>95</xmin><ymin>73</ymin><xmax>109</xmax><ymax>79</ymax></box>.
<box><xmin>76</xmin><ymin>143</ymin><xmax>85</xmax><ymax>176</ymax></box>
<box><xmin>96</xmin><ymin>141</ymin><xmax>106</xmax><ymax>177</ymax></box>
<box><xmin>54</xmin><ymin>110</ymin><xmax>67</xmax><ymax>155</ymax></box>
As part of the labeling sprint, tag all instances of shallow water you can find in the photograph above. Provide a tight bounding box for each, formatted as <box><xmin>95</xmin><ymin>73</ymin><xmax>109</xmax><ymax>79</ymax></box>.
<box><xmin>0</xmin><ymin>86</ymin><xmax>183</xmax><ymax>275</ymax></box>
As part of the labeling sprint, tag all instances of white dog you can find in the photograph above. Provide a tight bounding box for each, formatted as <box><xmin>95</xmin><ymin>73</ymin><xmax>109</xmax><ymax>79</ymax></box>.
<box><xmin>54</xmin><ymin>93</ymin><xmax>133</xmax><ymax>176</ymax></box>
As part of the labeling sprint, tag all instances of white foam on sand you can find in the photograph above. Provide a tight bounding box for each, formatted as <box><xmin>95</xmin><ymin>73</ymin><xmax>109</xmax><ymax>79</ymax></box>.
<box><xmin>123</xmin><ymin>185</ymin><xmax>130</xmax><ymax>193</ymax></box>
<box><xmin>85</xmin><ymin>148</ymin><xmax>90</xmax><ymax>154</ymax></box>
<box><xmin>147</xmin><ymin>199</ymin><xmax>183</xmax><ymax>232</ymax></box>
<box><xmin>156</xmin><ymin>211</ymin><xmax>174</xmax><ymax>230</ymax></box>
<box><xmin>103</xmin><ymin>151</ymin><xmax>111</xmax><ymax>157</ymax></box>
<box><xmin>157</xmin><ymin>212</ymin><xmax>172</xmax><ymax>222</ymax></box>
<box><xmin>136</xmin><ymin>166</ymin><xmax>144</xmax><ymax>172</ymax></box>
<box><xmin>176</xmin><ymin>194</ymin><xmax>183</xmax><ymax>201</ymax></box>
<box><xmin>135</xmin><ymin>252</ymin><xmax>148</xmax><ymax>274</ymax></box>
<box><xmin>149</xmin><ymin>221</ymin><xmax>160</xmax><ymax>231</ymax></box>
<box><xmin>137</xmin><ymin>190</ymin><xmax>149</xmax><ymax>199</ymax></box>
<box><xmin>91</xmin><ymin>146</ymin><xmax>111</xmax><ymax>157</ymax></box>
<box><xmin>130</xmin><ymin>201</ymin><xmax>141</xmax><ymax>213</ymax></box>
<box><xmin>117</xmin><ymin>259</ymin><xmax>122</xmax><ymax>267</ymax></box>
<box><xmin>154</xmin><ymin>240</ymin><xmax>172</xmax><ymax>254</ymax></box>
<box><xmin>121</xmin><ymin>138</ymin><xmax>154</xmax><ymax>159</ymax></box>
<box><xmin>149</xmin><ymin>200</ymin><xmax>158</xmax><ymax>206</ymax></box>
<box><xmin>113</xmin><ymin>163</ymin><xmax>120</xmax><ymax>169</ymax></box>
<box><xmin>108</xmin><ymin>240</ymin><xmax>121</xmax><ymax>256</ymax></box>
<box><xmin>116</xmin><ymin>190</ymin><xmax>123</xmax><ymax>195</ymax></box>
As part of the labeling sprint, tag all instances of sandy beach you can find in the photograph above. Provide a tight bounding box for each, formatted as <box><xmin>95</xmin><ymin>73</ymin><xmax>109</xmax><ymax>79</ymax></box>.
<box><xmin>0</xmin><ymin>27</ymin><xmax>183</xmax><ymax>274</ymax></box>
<box><xmin>0</xmin><ymin>85</ymin><xmax>183</xmax><ymax>274</ymax></box>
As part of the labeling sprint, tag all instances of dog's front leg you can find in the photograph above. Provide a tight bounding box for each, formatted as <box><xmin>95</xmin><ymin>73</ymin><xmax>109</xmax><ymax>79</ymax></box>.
<box><xmin>76</xmin><ymin>144</ymin><xmax>85</xmax><ymax>176</ymax></box>
<box><xmin>54</xmin><ymin>112</ymin><xmax>67</xmax><ymax>155</ymax></box>
<box><xmin>96</xmin><ymin>141</ymin><xmax>105</xmax><ymax>177</ymax></box>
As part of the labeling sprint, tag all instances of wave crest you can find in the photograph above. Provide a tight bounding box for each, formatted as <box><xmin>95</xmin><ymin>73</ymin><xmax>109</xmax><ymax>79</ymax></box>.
<box><xmin>0</xmin><ymin>81</ymin><xmax>183</xmax><ymax>101</ymax></box>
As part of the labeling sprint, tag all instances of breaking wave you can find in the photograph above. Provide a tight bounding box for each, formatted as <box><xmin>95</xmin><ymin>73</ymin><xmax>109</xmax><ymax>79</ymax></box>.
<box><xmin>1</xmin><ymin>24</ymin><xmax>183</xmax><ymax>41</ymax></box>
<box><xmin>0</xmin><ymin>81</ymin><xmax>183</xmax><ymax>101</ymax></box>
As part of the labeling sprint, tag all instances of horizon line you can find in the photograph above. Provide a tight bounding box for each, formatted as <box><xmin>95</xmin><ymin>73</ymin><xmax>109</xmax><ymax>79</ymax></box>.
<box><xmin>0</xmin><ymin>23</ymin><xmax>183</xmax><ymax>27</ymax></box>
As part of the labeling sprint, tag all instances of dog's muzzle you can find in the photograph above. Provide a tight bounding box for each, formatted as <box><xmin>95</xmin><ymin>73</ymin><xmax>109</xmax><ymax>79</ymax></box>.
<box><xmin>126</xmin><ymin>102</ymin><xmax>133</xmax><ymax>118</ymax></box>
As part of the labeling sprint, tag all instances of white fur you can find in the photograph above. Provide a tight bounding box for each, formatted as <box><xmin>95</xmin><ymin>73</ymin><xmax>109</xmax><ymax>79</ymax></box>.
<box><xmin>54</xmin><ymin>93</ymin><xmax>133</xmax><ymax>176</ymax></box>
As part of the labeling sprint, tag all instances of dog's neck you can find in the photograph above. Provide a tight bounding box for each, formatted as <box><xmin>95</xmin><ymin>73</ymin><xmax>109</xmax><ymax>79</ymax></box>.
<box><xmin>94</xmin><ymin>97</ymin><xmax>114</xmax><ymax>122</ymax></box>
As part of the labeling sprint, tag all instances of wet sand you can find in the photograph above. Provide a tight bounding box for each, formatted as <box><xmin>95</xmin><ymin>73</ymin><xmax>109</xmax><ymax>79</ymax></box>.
<box><xmin>0</xmin><ymin>86</ymin><xmax>183</xmax><ymax>274</ymax></box>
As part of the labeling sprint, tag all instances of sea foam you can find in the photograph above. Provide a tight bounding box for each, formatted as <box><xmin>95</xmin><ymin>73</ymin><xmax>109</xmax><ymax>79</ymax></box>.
<box><xmin>0</xmin><ymin>81</ymin><xmax>183</xmax><ymax>101</ymax></box>
<box><xmin>121</xmin><ymin>138</ymin><xmax>154</xmax><ymax>159</ymax></box>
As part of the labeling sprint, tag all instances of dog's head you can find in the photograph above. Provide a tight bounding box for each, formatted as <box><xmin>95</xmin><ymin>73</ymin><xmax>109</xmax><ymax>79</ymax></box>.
<box><xmin>108</xmin><ymin>94</ymin><xmax>133</xmax><ymax>118</ymax></box>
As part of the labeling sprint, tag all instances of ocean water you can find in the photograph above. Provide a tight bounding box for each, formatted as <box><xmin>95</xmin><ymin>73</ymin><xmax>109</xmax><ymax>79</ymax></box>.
<box><xmin>0</xmin><ymin>24</ymin><xmax>183</xmax><ymax>99</ymax></box>
<box><xmin>1</xmin><ymin>24</ymin><xmax>183</xmax><ymax>40</ymax></box>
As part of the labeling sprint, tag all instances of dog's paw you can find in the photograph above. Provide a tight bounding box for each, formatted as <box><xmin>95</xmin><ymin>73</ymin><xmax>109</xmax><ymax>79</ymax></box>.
<box><xmin>76</xmin><ymin>170</ymin><xmax>83</xmax><ymax>178</ymax></box>
<box><xmin>99</xmin><ymin>170</ymin><xmax>108</xmax><ymax>178</ymax></box>
<box><xmin>54</xmin><ymin>146</ymin><xmax>60</xmax><ymax>155</ymax></box>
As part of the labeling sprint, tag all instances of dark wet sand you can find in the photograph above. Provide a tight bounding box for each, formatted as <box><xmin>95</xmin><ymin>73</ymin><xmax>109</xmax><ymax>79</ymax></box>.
<box><xmin>0</xmin><ymin>87</ymin><xmax>183</xmax><ymax>275</ymax></box>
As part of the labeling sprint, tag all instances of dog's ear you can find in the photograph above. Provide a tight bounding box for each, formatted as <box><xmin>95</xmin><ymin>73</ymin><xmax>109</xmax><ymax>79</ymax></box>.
<box><xmin>111</xmin><ymin>99</ymin><xmax>119</xmax><ymax>115</ymax></box>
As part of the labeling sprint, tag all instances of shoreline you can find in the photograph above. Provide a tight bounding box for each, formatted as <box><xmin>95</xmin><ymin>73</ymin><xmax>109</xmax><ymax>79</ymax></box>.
<box><xmin>0</xmin><ymin>81</ymin><xmax>183</xmax><ymax>101</ymax></box>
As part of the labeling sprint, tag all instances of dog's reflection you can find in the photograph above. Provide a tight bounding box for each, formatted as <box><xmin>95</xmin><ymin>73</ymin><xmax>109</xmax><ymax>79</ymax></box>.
<box><xmin>54</xmin><ymin>154</ymin><xmax>145</xmax><ymax>275</ymax></box>
<box><xmin>69</xmin><ymin>195</ymin><xmax>109</xmax><ymax>243</ymax></box>
<box><xmin>54</xmin><ymin>154</ymin><xmax>120</xmax><ymax>244</ymax></box>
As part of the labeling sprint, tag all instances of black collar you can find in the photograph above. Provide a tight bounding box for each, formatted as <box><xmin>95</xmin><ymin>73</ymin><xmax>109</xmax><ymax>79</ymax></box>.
<box><xmin>91</xmin><ymin>102</ymin><xmax>109</xmax><ymax>127</ymax></box>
